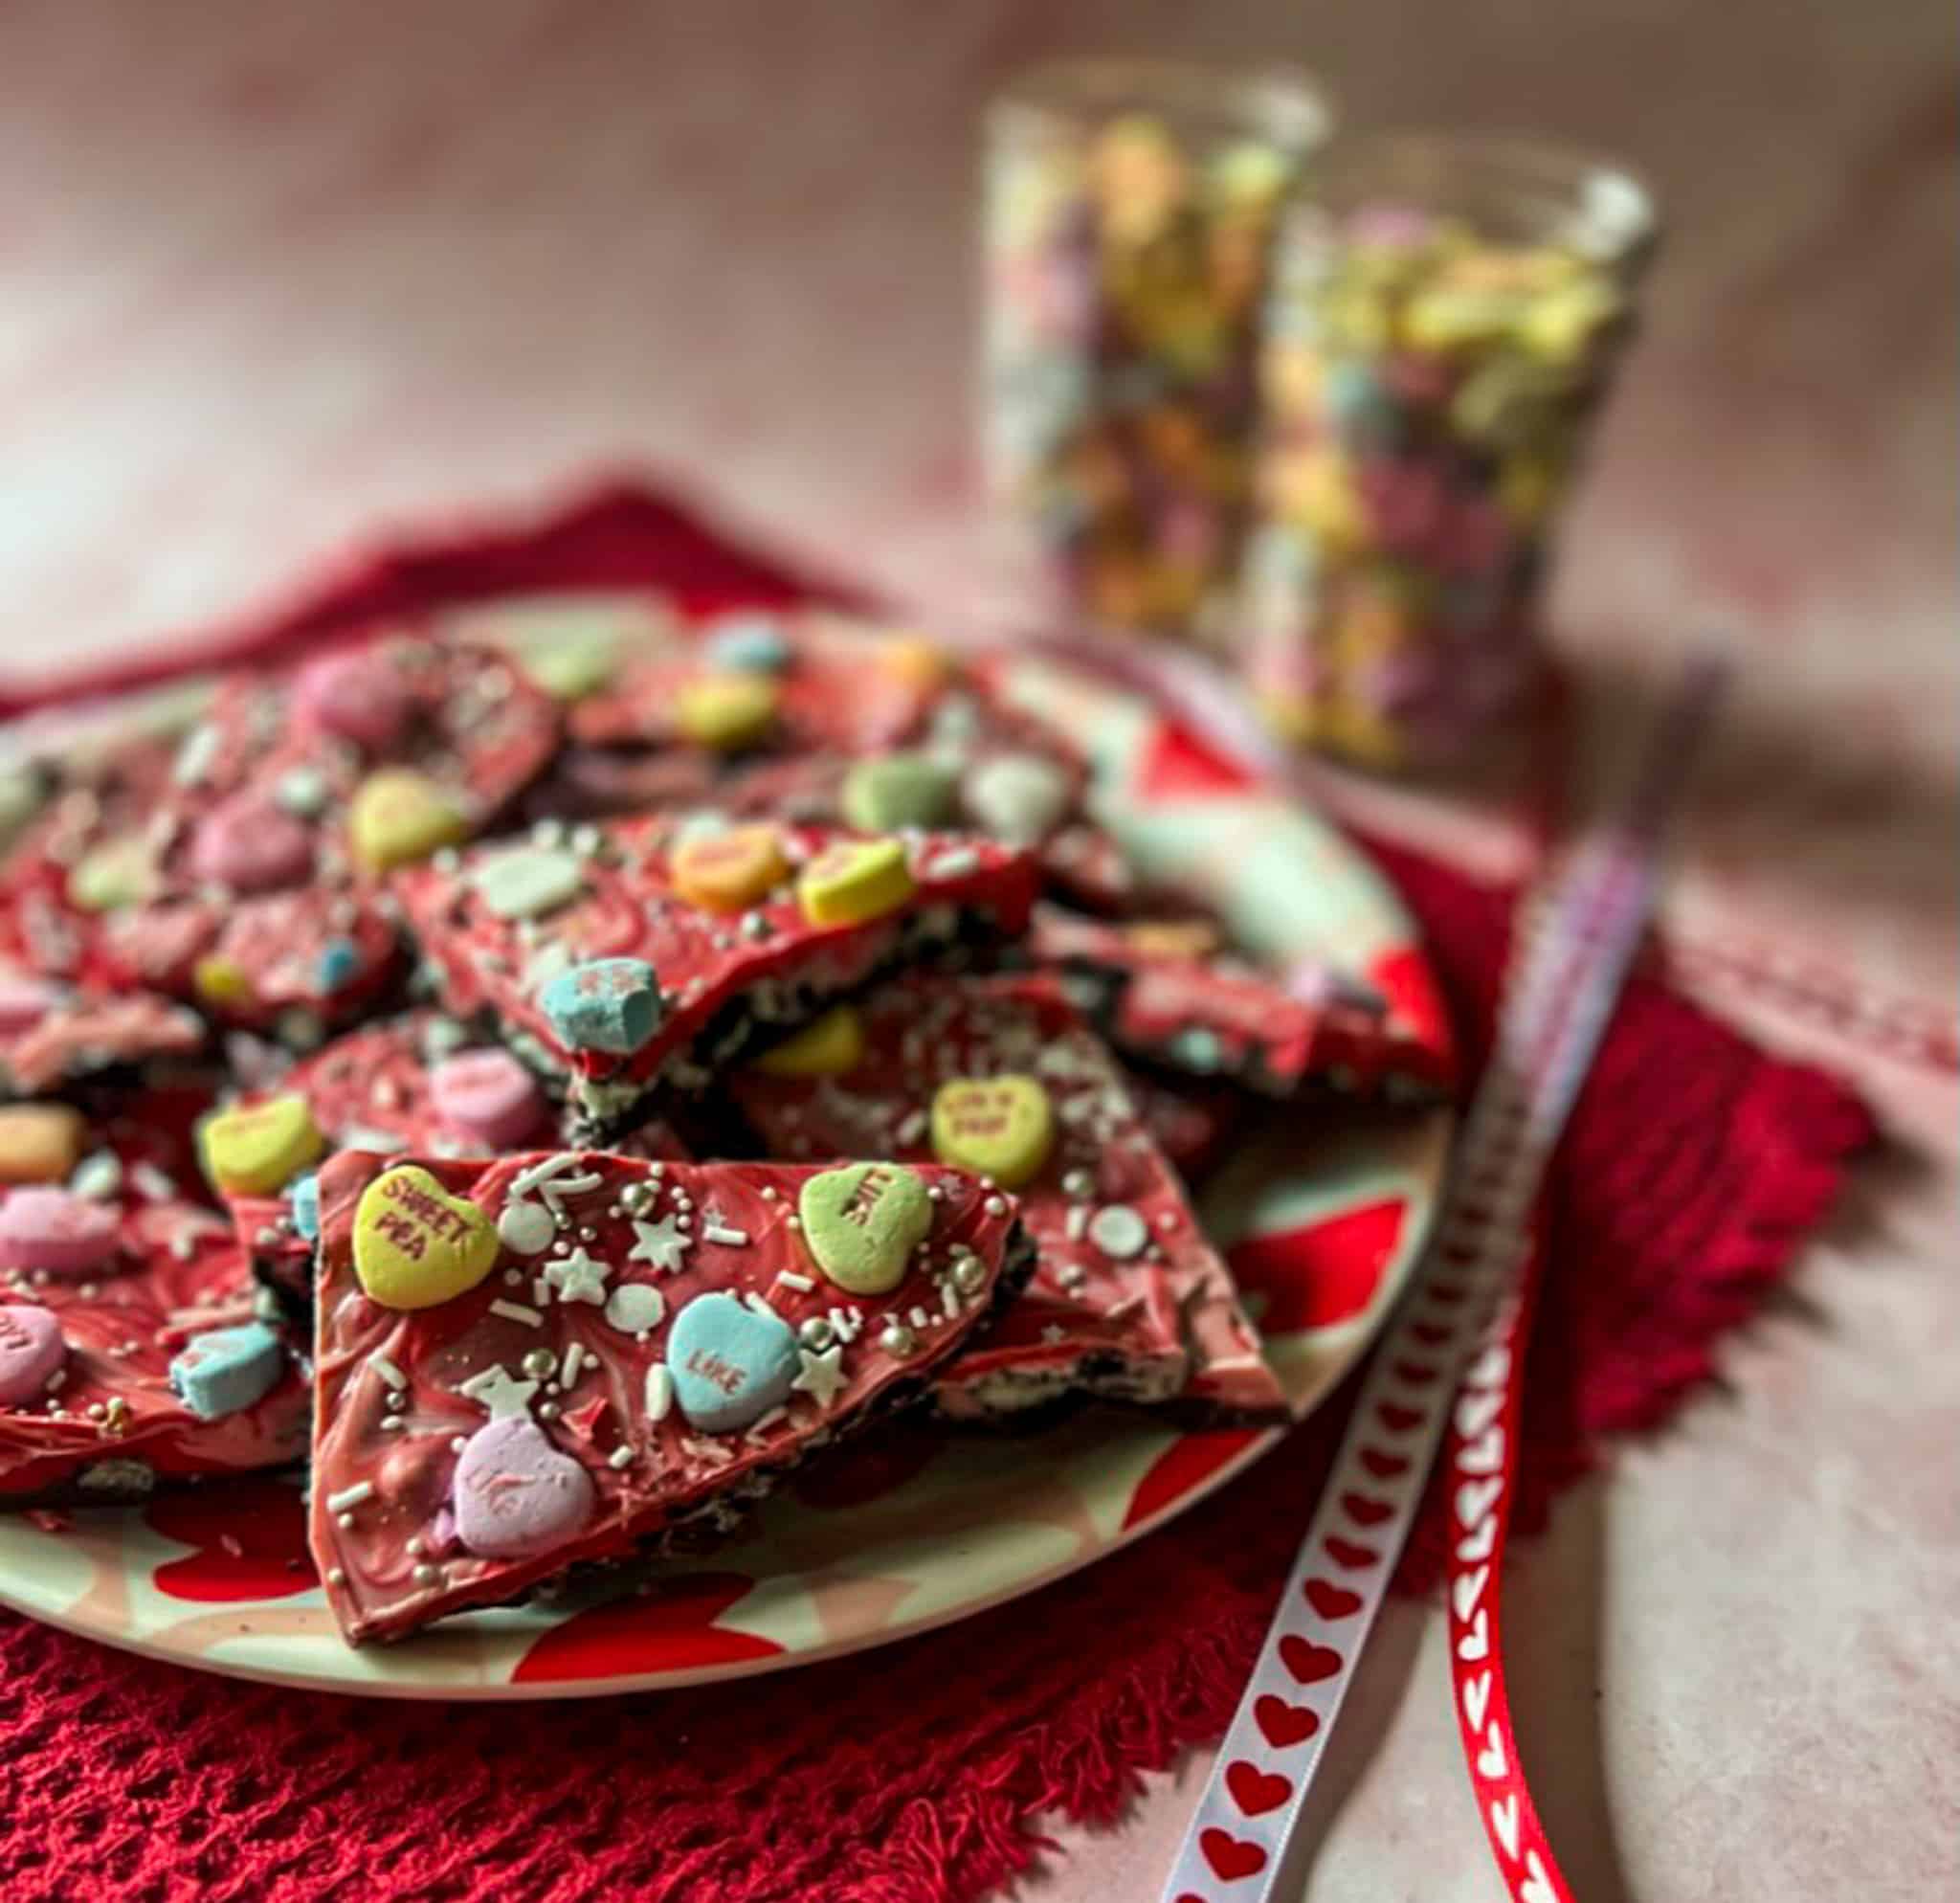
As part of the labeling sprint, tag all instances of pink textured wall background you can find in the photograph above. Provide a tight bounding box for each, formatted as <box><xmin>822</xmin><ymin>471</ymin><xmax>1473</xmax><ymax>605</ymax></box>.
<box><xmin>2</xmin><ymin>3</ymin><xmax>1954</xmax><ymax>1897</ymax></box>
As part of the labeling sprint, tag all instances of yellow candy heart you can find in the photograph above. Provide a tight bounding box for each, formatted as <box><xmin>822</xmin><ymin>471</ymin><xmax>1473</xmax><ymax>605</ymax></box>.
<box><xmin>752</xmin><ymin>1004</ymin><xmax>865</xmax><ymax>1078</ymax></box>
<box><xmin>201</xmin><ymin>1094</ymin><xmax>325</xmax><ymax>1197</ymax></box>
<box><xmin>1125</xmin><ymin>919</ymin><xmax>1223</xmax><ymax>961</ymax></box>
<box><xmin>671</xmin><ymin>824</ymin><xmax>790</xmax><ymax>913</ymax></box>
<box><xmin>930</xmin><ymin>1074</ymin><xmax>1055</xmax><ymax>1190</ymax></box>
<box><xmin>193</xmin><ymin>956</ymin><xmax>256</xmax><ymax>1009</ymax></box>
<box><xmin>352</xmin><ymin>1164</ymin><xmax>500</xmax><ymax>1310</ymax></box>
<box><xmin>797</xmin><ymin>838</ymin><xmax>916</xmax><ymax>929</ymax></box>
<box><xmin>675</xmin><ymin>673</ymin><xmax>778</xmax><ymax>750</ymax></box>
<box><xmin>878</xmin><ymin>636</ymin><xmax>952</xmax><ymax>692</ymax></box>
<box><xmin>349</xmin><ymin>770</ymin><xmax>470</xmax><ymax>874</ymax></box>
<box><xmin>0</xmin><ymin>1104</ymin><xmax>88</xmax><ymax>1185</ymax></box>
<box><xmin>66</xmin><ymin>836</ymin><xmax>158</xmax><ymax>912</ymax></box>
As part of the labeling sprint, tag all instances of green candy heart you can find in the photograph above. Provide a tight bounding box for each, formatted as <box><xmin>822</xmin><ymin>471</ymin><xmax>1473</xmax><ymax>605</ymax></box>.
<box><xmin>798</xmin><ymin>1162</ymin><xmax>933</xmax><ymax>1296</ymax></box>
<box><xmin>840</xmin><ymin>752</ymin><xmax>959</xmax><ymax>833</ymax></box>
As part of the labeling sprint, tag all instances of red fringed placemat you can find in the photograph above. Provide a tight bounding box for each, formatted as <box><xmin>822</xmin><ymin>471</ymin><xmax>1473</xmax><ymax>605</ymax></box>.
<box><xmin>0</xmin><ymin>484</ymin><xmax>1874</xmax><ymax>1903</ymax></box>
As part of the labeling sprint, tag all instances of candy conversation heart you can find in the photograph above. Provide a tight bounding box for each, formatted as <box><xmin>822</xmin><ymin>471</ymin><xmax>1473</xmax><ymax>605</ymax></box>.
<box><xmin>797</xmin><ymin>837</ymin><xmax>916</xmax><ymax>928</ymax></box>
<box><xmin>429</xmin><ymin>1049</ymin><xmax>546</xmax><ymax>1148</ymax></box>
<box><xmin>0</xmin><ymin>1187</ymin><xmax>122</xmax><ymax>1276</ymax></box>
<box><xmin>540</xmin><ymin>957</ymin><xmax>664</xmax><ymax>1057</ymax></box>
<box><xmin>352</xmin><ymin>1166</ymin><xmax>501</xmax><ymax>1310</ymax></box>
<box><xmin>201</xmin><ymin>1095</ymin><xmax>325</xmax><ymax>1198</ymax></box>
<box><xmin>453</xmin><ymin>1417</ymin><xmax>596</xmax><ymax>1559</ymax></box>
<box><xmin>168</xmin><ymin>1322</ymin><xmax>286</xmax><ymax>1421</ymax></box>
<box><xmin>305</xmin><ymin>1151</ymin><xmax>1029</xmax><ymax>1642</ymax></box>
<box><xmin>348</xmin><ymin>769</ymin><xmax>472</xmax><ymax>874</ymax></box>
<box><xmin>798</xmin><ymin>1163</ymin><xmax>934</xmax><ymax>1295</ymax></box>
<box><xmin>671</xmin><ymin>825</ymin><xmax>790</xmax><ymax>912</ymax></box>
<box><xmin>667</xmin><ymin>1292</ymin><xmax>799</xmax><ymax>1432</ymax></box>
<box><xmin>930</xmin><ymin>1075</ymin><xmax>1056</xmax><ymax>1190</ymax></box>
<box><xmin>841</xmin><ymin>753</ymin><xmax>959</xmax><ymax>833</ymax></box>
<box><xmin>0</xmin><ymin>1305</ymin><xmax>66</xmax><ymax>1408</ymax></box>
<box><xmin>0</xmin><ymin>1108</ymin><xmax>90</xmax><ymax>1188</ymax></box>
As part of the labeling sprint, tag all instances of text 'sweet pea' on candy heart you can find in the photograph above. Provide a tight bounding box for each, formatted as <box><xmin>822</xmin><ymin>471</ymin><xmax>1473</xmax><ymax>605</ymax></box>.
<box><xmin>201</xmin><ymin>1094</ymin><xmax>325</xmax><ymax>1198</ymax></box>
<box><xmin>540</xmin><ymin>957</ymin><xmax>664</xmax><ymax>1057</ymax></box>
<box><xmin>0</xmin><ymin>1186</ymin><xmax>122</xmax><ymax>1276</ymax></box>
<box><xmin>666</xmin><ymin>1290</ymin><xmax>801</xmax><ymax>1431</ymax></box>
<box><xmin>798</xmin><ymin>1162</ymin><xmax>933</xmax><ymax>1296</ymax></box>
<box><xmin>671</xmin><ymin>824</ymin><xmax>790</xmax><ymax>913</ymax></box>
<box><xmin>348</xmin><ymin>770</ymin><xmax>470</xmax><ymax>873</ymax></box>
<box><xmin>796</xmin><ymin>838</ymin><xmax>916</xmax><ymax>928</ymax></box>
<box><xmin>168</xmin><ymin>1321</ymin><xmax>286</xmax><ymax>1421</ymax></box>
<box><xmin>429</xmin><ymin>1049</ymin><xmax>546</xmax><ymax>1147</ymax></box>
<box><xmin>930</xmin><ymin>1075</ymin><xmax>1055</xmax><ymax>1190</ymax></box>
<box><xmin>353</xmin><ymin>1165</ymin><xmax>501</xmax><ymax>1310</ymax></box>
<box><xmin>453</xmin><ymin>1415</ymin><xmax>597</xmax><ymax>1559</ymax></box>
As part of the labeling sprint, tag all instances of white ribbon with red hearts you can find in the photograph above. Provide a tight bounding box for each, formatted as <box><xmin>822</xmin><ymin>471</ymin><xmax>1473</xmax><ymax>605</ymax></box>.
<box><xmin>1160</xmin><ymin>661</ymin><xmax>1725</xmax><ymax>1903</ymax></box>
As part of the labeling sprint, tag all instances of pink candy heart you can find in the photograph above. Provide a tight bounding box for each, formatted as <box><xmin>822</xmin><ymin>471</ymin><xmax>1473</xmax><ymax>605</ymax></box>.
<box><xmin>293</xmin><ymin>650</ymin><xmax>412</xmax><ymax>750</ymax></box>
<box><xmin>452</xmin><ymin>1416</ymin><xmax>595</xmax><ymax>1560</ymax></box>
<box><xmin>0</xmin><ymin>1304</ymin><xmax>65</xmax><ymax>1407</ymax></box>
<box><xmin>429</xmin><ymin>1050</ymin><xmax>546</xmax><ymax>1148</ymax></box>
<box><xmin>188</xmin><ymin>795</ymin><xmax>314</xmax><ymax>894</ymax></box>
<box><xmin>0</xmin><ymin>976</ymin><xmax>62</xmax><ymax>1038</ymax></box>
<box><xmin>0</xmin><ymin>1187</ymin><xmax>122</xmax><ymax>1277</ymax></box>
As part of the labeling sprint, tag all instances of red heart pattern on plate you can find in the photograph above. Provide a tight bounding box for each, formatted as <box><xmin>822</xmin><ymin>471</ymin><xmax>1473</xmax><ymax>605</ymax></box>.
<box><xmin>1360</xmin><ymin>1447</ymin><xmax>1410</xmax><ymax>1479</ymax></box>
<box><xmin>1375</xmin><ymin>1399</ymin><xmax>1422</xmax><ymax>1432</ymax></box>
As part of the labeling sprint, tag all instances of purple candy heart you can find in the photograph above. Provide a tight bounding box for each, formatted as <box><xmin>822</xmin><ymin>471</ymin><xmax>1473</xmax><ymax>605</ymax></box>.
<box><xmin>0</xmin><ymin>1304</ymin><xmax>66</xmax><ymax>1407</ymax></box>
<box><xmin>451</xmin><ymin>1415</ymin><xmax>595</xmax><ymax>1561</ymax></box>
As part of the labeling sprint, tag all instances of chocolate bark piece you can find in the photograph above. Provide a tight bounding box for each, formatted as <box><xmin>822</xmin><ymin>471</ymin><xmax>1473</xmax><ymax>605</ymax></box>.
<box><xmin>308</xmin><ymin>1149</ymin><xmax>1028</xmax><ymax>1644</ymax></box>
<box><xmin>392</xmin><ymin>817</ymin><xmax>1037</xmax><ymax>1133</ymax></box>
<box><xmin>730</xmin><ymin>975</ymin><xmax>1288</xmax><ymax>1422</ymax></box>
<box><xmin>0</xmin><ymin>1195</ymin><xmax>306</xmax><ymax>1506</ymax></box>
<box><xmin>11</xmin><ymin>636</ymin><xmax>559</xmax><ymax>1040</ymax></box>
<box><xmin>1030</xmin><ymin>905</ymin><xmax>1457</xmax><ymax>1102</ymax></box>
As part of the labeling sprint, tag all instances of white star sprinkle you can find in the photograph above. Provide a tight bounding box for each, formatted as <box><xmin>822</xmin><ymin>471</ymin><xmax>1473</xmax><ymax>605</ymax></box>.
<box><xmin>457</xmin><ymin>1364</ymin><xmax>539</xmax><ymax>1420</ymax></box>
<box><xmin>628</xmin><ymin>1214</ymin><xmax>690</xmax><ymax>1273</ymax></box>
<box><xmin>791</xmin><ymin>1342</ymin><xmax>847</xmax><ymax>1409</ymax></box>
<box><xmin>543</xmin><ymin>1245</ymin><xmax>610</xmax><ymax>1306</ymax></box>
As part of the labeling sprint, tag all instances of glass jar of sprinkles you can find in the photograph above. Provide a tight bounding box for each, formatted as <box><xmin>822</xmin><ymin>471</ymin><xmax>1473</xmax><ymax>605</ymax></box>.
<box><xmin>982</xmin><ymin>59</ymin><xmax>1333</xmax><ymax>646</ymax></box>
<box><xmin>1239</xmin><ymin>133</ymin><xmax>1658</xmax><ymax>770</ymax></box>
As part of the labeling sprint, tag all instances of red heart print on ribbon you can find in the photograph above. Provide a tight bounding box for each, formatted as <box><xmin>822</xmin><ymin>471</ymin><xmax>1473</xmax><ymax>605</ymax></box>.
<box><xmin>1302</xmin><ymin>1579</ymin><xmax>1363</xmax><ymax>1620</ymax></box>
<box><xmin>1278</xmin><ymin>1636</ymin><xmax>1341</xmax><ymax>1684</ymax></box>
<box><xmin>1225</xmin><ymin>1762</ymin><xmax>1293</xmax><ymax>1818</ymax></box>
<box><xmin>1254</xmin><ymin>1695</ymin><xmax>1319</xmax><ymax>1748</ymax></box>
<box><xmin>1199</xmin><ymin>1828</ymin><xmax>1267</xmax><ymax>1882</ymax></box>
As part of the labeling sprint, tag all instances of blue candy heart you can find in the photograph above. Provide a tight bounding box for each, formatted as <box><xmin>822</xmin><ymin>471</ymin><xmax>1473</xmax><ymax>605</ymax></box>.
<box><xmin>703</xmin><ymin>614</ymin><xmax>791</xmax><ymax>674</ymax></box>
<box><xmin>168</xmin><ymin>1321</ymin><xmax>285</xmax><ymax>1421</ymax></box>
<box><xmin>666</xmin><ymin>1291</ymin><xmax>797</xmax><ymax>1433</ymax></box>
<box><xmin>289</xmin><ymin>1172</ymin><xmax>322</xmax><ymax>1242</ymax></box>
<box><xmin>539</xmin><ymin>957</ymin><xmax>664</xmax><ymax>1056</ymax></box>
